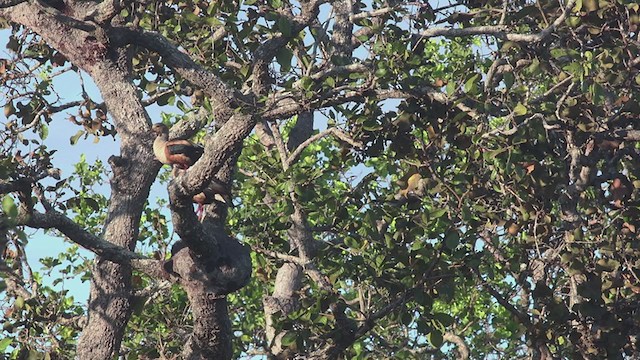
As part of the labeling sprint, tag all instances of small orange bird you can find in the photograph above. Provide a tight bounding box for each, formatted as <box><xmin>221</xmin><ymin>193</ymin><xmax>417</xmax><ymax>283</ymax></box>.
<box><xmin>152</xmin><ymin>123</ymin><xmax>204</xmax><ymax>169</ymax></box>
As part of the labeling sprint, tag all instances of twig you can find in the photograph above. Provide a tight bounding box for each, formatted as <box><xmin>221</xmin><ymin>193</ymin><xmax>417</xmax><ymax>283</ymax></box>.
<box><xmin>253</xmin><ymin>246</ymin><xmax>308</xmax><ymax>266</ymax></box>
<box><xmin>270</xmin><ymin>121</ymin><xmax>291</xmax><ymax>171</ymax></box>
<box><xmin>350</xmin><ymin>7</ymin><xmax>394</xmax><ymax>21</ymax></box>
<box><xmin>286</xmin><ymin>128</ymin><xmax>362</xmax><ymax>168</ymax></box>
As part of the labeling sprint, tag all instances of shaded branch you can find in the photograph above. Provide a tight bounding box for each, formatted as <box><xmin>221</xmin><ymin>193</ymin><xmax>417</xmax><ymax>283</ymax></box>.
<box><xmin>118</xmin><ymin>28</ymin><xmax>244</xmax><ymax>123</ymax></box>
<box><xmin>350</xmin><ymin>7</ymin><xmax>394</xmax><ymax>21</ymax></box>
<box><xmin>251</xmin><ymin>0</ymin><xmax>327</xmax><ymax>94</ymax></box>
<box><xmin>286</xmin><ymin>127</ymin><xmax>362</xmax><ymax>168</ymax></box>
<box><xmin>0</xmin><ymin>0</ymin><xmax>25</xmax><ymax>8</ymax></box>
<box><xmin>264</xmin><ymin>85</ymin><xmax>456</xmax><ymax>121</ymax></box>
<box><xmin>293</xmin><ymin>63</ymin><xmax>370</xmax><ymax>90</ymax></box>
<box><xmin>0</xmin><ymin>261</ymin><xmax>32</xmax><ymax>299</ymax></box>
<box><xmin>418</xmin><ymin>0</ymin><xmax>576</xmax><ymax>43</ymax></box>
<box><xmin>477</xmin><ymin>274</ymin><xmax>531</xmax><ymax>327</ymax></box>
<box><xmin>0</xmin><ymin>168</ymin><xmax>61</xmax><ymax>195</ymax></box>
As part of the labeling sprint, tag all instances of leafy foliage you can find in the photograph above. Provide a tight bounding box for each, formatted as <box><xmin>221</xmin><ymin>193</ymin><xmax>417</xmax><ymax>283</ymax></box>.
<box><xmin>1</xmin><ymin>0</ymin><xmax>640</xmax><ymax>358</ymax></box>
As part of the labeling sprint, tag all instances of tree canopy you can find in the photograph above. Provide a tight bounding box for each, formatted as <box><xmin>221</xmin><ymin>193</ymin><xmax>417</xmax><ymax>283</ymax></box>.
<box><xmin>1</xmin><ymin>0</ymin><xmax>640</xmax><ymax>358</ymax></box>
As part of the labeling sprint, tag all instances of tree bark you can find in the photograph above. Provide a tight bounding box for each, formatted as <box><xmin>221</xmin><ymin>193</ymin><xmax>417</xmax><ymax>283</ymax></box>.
<box><xmin>0</xmin><ymin>4</ymin><xmax>159</xmax><ymax>358</ymax></box>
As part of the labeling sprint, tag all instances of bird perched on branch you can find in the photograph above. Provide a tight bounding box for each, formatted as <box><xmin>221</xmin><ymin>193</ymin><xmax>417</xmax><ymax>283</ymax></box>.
<box><xmin>193</xmin><ymin>179</ymin><xmax>233</xmax><ymax>220</ymax></box>
<box><xmin>152</xmin><ymin>123</ymin><xmax>204</xmax><ymax>170</ymax></box>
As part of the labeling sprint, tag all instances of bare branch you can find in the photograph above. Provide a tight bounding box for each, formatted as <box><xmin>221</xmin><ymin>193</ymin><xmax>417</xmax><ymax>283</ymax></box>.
<box><xmin>418</xmin><ymin>0</ymin><xmax>576</xmax><ymax>43</ymax></box>
<box><xmin>292</xmin><ymin>63</ymin><xmax>370</xmax><ymax>90</ymax></box>
<box><xmin>254</xmin><ymin>246</ymin><xmax>333</xmax><ymax>292</ymax></box>
<box><xmin>443</xmin><ymin>332</ymin><xmax>470</xmax><ymax>360</ymax></box>
<box><xmin>286</xmin><ymin>128</ymin><xmax>362</xmax><ymax>168</ymax></box>
<box><xmin>606</xmin><ymin>130</ymin><xmax>640</xmax><ymax>141</ymax></box>
<box><xmin>270</xmin><ymin>121</ymin><xmax>291</xmax><ymax>171</ymax></box>
<box><xmin>212</xmin><ymin>26</ymin><xmax>227</xmax><ymax>43</ymax></box>
<box><xmin>253</xmin><ymin>246</ymin><xmax>307</xmax><ymax>265</ymax></box>
<box><xmin>0</xmin><ymin>261</ymin><xmax>32</xmax><ymax>299</ymax></box>
<box><xmin>264</xmin><ymin>86</ymin><xmax>456</xmax><ymax>121</ymax></box>
<box><xmin>350</xmin><ymin>7</ymin><xmax>394</xmax><ymax>21</ymax></box>
<box><xmin>21</xmin><ymin>210</ymin><xmax>142</xmax><ymax>261</ymax></box>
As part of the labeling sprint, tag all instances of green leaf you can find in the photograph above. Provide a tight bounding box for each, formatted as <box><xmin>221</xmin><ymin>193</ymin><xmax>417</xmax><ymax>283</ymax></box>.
<box><xmin>445</xmin><ymin>81</ymin><xmax>456</xmax><ymax>96</ymax></box>
<box><xmin>0</xmin><ymin>338</ymin><xmax>12</xmax><ymax>352</ymax></box>
<box><xmin>464</xmin><ymin>73</ymin><xmax>479</xmax><ymax>94</ymax></box>
<box><xmin>280</xmin><ymin>331</ymin><xmax>297</xmax><ymax>346</ymax></box>
<box><xmin>277</xmin><ymin>17</ymin><xmax>291</xmax><ymax>37</ymax></box>
<box><xmin>444</xmin><ymin>232</ymin><xmax>459</xmax><ymax>250</ymax></box>
<box><xmin>14</xmin><ymin>296</ymin><xmax>24</xmax><ymax>310</ymax></box>
<box><xmin>375</xmin><ymin>67</ymin><xmax>388</xmax><ymax>77</ymax></box>
<box><xmin>433</xmin><ymin>312</ymin><xmax>454</xmax><ymax>327</ymax></box>
<box><xmin>70</xmin><ymin>130</ymin><xmax>84</xmax><ymax>145</ymax></box>
<box><xmin>38</xmin><ymin>124</ymin><xmax>49</xmax><ymax>140</ymax></box>
<box><xmin>2</xmin><ymin>195</ymin><xmax>17</xmax><ymax>218</ymax></box>
<box><xmin>514</xmin><ymin>102</ymin><xmax>528</xmax><ymax>116</ymax></box>
<box><xmin>430</xmin><ymin>208</ymin><xmax>447</xmax><ymax>218</ymax></box>
<box><xmin>276</xmin><ymin>48</ymin><xmax>293</xmax><ymax>73</ymax></box>
<box><xmin>427</xmin><ymin>329</ymin><xmax>443</xmax><ymax>348</ymax></box>
<box><xmin>299</xmin><ymin>76</ymin><xmax>313</xmax><ymax>90</ymax></box>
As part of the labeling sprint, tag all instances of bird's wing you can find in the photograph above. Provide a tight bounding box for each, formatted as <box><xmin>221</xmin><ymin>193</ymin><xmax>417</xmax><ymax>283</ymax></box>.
<box><xmin>166</xmin><ymin>141</ymin><xmax>204</xmax><ymax>162</ymax></box>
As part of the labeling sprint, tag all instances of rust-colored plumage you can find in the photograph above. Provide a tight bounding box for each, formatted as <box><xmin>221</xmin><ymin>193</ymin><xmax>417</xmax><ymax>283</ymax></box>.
<box><xmin>152</xmin><ymin>123</ymin><xmax>204</xmax><ymax>169</ymax></box>
<box><xmin>152</xmin><ymin>123</ymin><xmax>232</xmax><ymax>220</ymax></box>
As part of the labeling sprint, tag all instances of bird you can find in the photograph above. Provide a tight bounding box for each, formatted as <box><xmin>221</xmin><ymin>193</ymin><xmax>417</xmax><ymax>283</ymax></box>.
<box><xmin>151</xmin><ymin>123</ymin><xmax>204</xmax><ymax>170</ymax></box>
<box><xmin>193</xmin><ymin>179</ymin><xmax>233</xmax><ymax>220</ymax></box>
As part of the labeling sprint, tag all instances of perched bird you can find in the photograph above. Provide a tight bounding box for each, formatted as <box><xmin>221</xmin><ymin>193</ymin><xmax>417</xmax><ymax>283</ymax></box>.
<box><xmin>193</xmin><ymin>179</ymin><xmax>233</xmax><ymax>220</ymax></box>
<box><xmin>152</xmin><ymin>123</ymin><xmax>204</xmax><ymax>169</ymax></box>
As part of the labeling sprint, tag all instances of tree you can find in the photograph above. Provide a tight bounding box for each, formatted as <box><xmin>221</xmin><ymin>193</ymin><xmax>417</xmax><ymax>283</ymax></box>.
<box><xmin>1</xmin><ymin>0</ymin><xmax>640</xmax><ymax>358</ymax></box>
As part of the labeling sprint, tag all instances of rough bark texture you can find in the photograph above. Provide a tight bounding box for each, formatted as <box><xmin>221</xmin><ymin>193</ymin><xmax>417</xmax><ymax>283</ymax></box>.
<box><xmin>0</xmin><ymin>3</ymin><xmax>160</xmax><ymax>358</ymax></box>
<box><xmin>258</xmin><ymin>2</ymin><xmax>356</xmax><ymax>356</ymax></box>
<box><xmin>0</xmin><ymin>2</ymin><xmax>254</xmax><ymax>358</ymax></box>
<box><xmin>182</xmin><ymin>290</ymin><xmax>233</xmax><ymax>359</ymax></box>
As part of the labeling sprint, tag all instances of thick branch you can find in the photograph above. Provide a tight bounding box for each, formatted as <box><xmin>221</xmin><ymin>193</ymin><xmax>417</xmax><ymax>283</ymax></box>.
<box><xmin>117</xmin><ymin>28</ymin><xmax>243</xmax><ymax>123</ymax></box>
<box><xmin>18</xmin><ymin>209</ymin><xmax>164</xmax><ymax>277</ymax></box>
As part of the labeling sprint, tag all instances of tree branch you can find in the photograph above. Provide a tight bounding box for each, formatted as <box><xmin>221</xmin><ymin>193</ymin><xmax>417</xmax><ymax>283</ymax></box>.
<box><xmin>286</xmin><ymin>128</ymin><xmax>362</xmax><ymax>168</ymax></box>
<box><xmin>418</xmin><ymin>0</ymin><xmax>576</xmax><ymax>43</ymax></box>
<box><xmin>0</xmin><ymin>0</ymin><xmax>26</xmax><ymax>8</ymax></box>
<box><xmin>117</xmin><ymin>28</ymin><xmax>244</xmax><ymax>124</ymax></box>
<box><xmin>0</xmin><ymin>168</ymin><xmax>61</xmax><ymax>195</ymax></box>
<box><xmin>264</xmin><ymin>86</ymin><xmax>453</xmax><ymax>121</ymax></box>
<box><xmin>443</xmin><ymin>332</ymin><xmax>470</xmax><ymax>360</ymax></box>
<box><xmin>13</xmin><ymin>205</ymin><xmax>167</xmax><ymax>279</ymax></box>
<box><xmin>350</xmin><ymin>7</ymin><xmax>394</xmax><ymax>21</ymax></box>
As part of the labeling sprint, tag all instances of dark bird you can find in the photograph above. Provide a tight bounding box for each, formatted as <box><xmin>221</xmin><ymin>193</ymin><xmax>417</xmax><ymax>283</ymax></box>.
<box><xmin>152</xmin><ymin>123</ymin><xmax>204</xmax><ymax>170</ymax></box>
<box><xmin>193</xmin><ymin>179</ymin><xmax>233</xmax><ymax>220</ymax></box>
